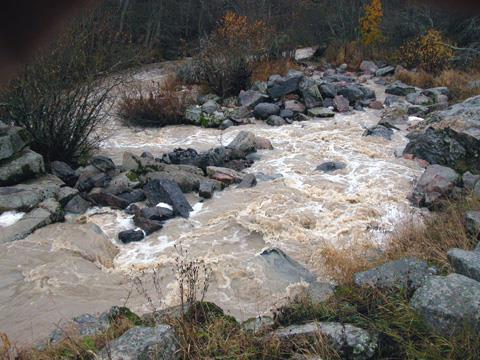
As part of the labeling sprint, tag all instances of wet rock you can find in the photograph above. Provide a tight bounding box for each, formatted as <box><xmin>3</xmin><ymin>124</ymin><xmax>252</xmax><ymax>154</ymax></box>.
<box><xmin>336</xmin><ymin>85</ymin><xmax>365</xmax><ymax>105</ymax></box>
<box><xmin>201</xmin><ymin>100</ymin><xmax>219</xmax><ymax>114</ymax></box>
<box><xmin>256</xmin><ymin>172</ymin><xmax>283</xmax><ymax>182</ymax></box>
<box><xmin>0</xmin><ymin>126</ymin><xmax>30</xmax><ymax>161</ymax></box>
<box><xmin>465</xmin><ymin>211</ymin><xmax>480</xmax><ymax>239</ymax></box>
<box><xmin>99</xmin><ymin>325</ymin><xmax>178</xmax><ymax>360</ymax></box>
<box><xmin>360</xmin><ymin>60</ymin><xmax>378</xmax><ymax>74</ymax></box>
<box><xmin>267</xmin><ymin>115</ymin><xmax>287</xmax><ymax>126</ymax></box>
<box><xmin>411</xmin><ymin>273</ymin><xmax>480</xmax><ymax>336</ymax></box>
<box><xmin>308</xmin><ymin>107</ymin><xmax>335</xmax><ymax>118</ymax></box>
<box><xmin>316</xmin><ymin>161</ymin><xmax>346</xmax><ymax>172</ymax></box>
<box><xmin>118</xmin><ymin>229</ymin><xmax>145</xmax><ymax>244</ymax></box>
<box><xmin>300</xmin><ymin>78</ymin><xmax>323</xmax><ymax>108</ymax></box>
<box><xmin>227</xmin><ymin>131</ymin><xmax>257</xmax><ymax>158</ymax></box>
<box><xmin>104</xmin><ymin>172</ymin><xmax>140</xmax><ymax>195</ymax></box>
<box><xmin>144</xmin><ymin>179</ymin><xmax>192</xmax><ymax>218</ymax></box>
<box><xmin>463</xmin><ymin>172</ymin><xmax>480</xmax><ymax>191</ymax></box>
<box><xmin>254</xmin><ymin>103</ymin><xmax>280</xmax><ymax>119</ymax></box>
<box><xmin>196</xmin><ymin>147</ymin><xmax>229</xmax><ymax>170</ymax></box>
<box><xmin>133</xmin><ymin>214</ymin><xmax>163</xmax><ymax>235</ymax></box>
<box><xmin>51</xmin><ymin>161</ymin><xmax>77</xmax><ymax>186</ymax></box>
<box><xmin>140</xmin><ymin>206</ymin><xmax>174</xmax><ymax>221</ymax></box>
<box><xmin>375</xmin><ymin>65</ymin><xmax>395</xmax><ymax>77</ymax></box>
<box><xmin>267</xmin><ymin>73</ymin><xmax>303</xmax><ymax>99</ymax></box>
<box><xmin>88</xmin><ymin>188</ymin><xmax>130</xmax><ymax>209</ymax></box>
<box><xmin>0</xmin><ymin>149</ymin><xmax>45</xmax><ymax>186</ymax></box>
<box><xmin>354</xmin><ymin>258</ymin><xmax>436</xmax><ymax>292</ymax></box>
<box><xmin>274</xmin><ymin>322</ymin><xmax>377</xmax><ymax>360</ymax></box>
<box><xmin>363</xmin><ymin>125</ymin><xmax>394</xmax><ymax>140</ymax></box>
<box><xmin>379</xmin><ymin>106</ymin><xmax>409</xmax><ymax>130</ymax></box>
<box><xmin>57</xmin><ymin>186</ymin><xmax>79</xmax><ymax>207</ymax></box>
<box><xmin>64</xmin><ymin>194</ymin><xmax>92</xmax><ymax>214</ymax></box>
<box><xmin>163</xmin><ymin>148</ymin><xmax>199</xmax><ymax>167</ymax></box>
<box><xmin>285</xmin><ymin>100</ymin><xmax>306</xmax><ymax>113</ymax></box>
<box><xmin>410</xmin><ymin>165</ymin><xmax>460</xmax><ymax>208</ymax></box>
<box><xmin>76</xmin><ymin>168</ymin><xmax>111</xmax><ymax>193</ymax></box>
<box><xmin>319</xmin><ymin>83</ymin><xmax>337</xmax><ymax>98</ymax></box>
<box><xmin>260</xmin><ymin>248</ymin><xmax>316</xmax><ymax>284</ymax></box>
<box><xmin>406</xmin><ymin>92</ymin><xmax>432</xmax><ymax>106</ymax></box>
<box><xmin>206</xmin><ymin>166</ymin><xmax>244</xmax><ymax>184</ymax></box>
<box><xmin>242</xmin><ymin>316</ymin><xmax>274</xmax><ymax>333</ymax></box>
<box><xmin>237</xmin><ymin>174</ymin><xmax>257</xmax><ymax>188</ymax></box>
<box><xmin>199</xmin><ymin>180</ymin><xmax>215</xmax><ymax>199</ymax></box>
<box><xmin>239</xmin><ymin>90</ymin><xmax>269</xmax><ymax>108</ymax></box>
<box><xmin>385</xmin><ymin>81</ymin><xmax>416</xmax><ymax>96</ymax></box>
<box><xmin>144</xmin><ymin>165</ymin><xmax>204</xmax><ymax>193</ymax></box>
<box><xmin>117</xmin><ymin>189</ymin><xmax>146</xmax><ymax>204</ymax></box>
<box><xmin>368</xmin><ymin>100</ymin><xmax>383</xmax><ymax>110</ymax></box>
<box><xmin>448</xmin><ymin>249</ymin><xmax>480</xmax><ymax>281</ymax></box>
<box><xmin>333</xmin><ymin>95</ymin><xmax>350</xmax><ymax>112</ymax></box>
<box><xmin>220</xmin><ymin>119</ymin><xmax>234</xmax><ymax>129</ymax></box>
<box><xmin>255</xmin><ymin>136</ymin><xmax>274</xmax><ymax>150</ymax></box>
<box><xmin>91</xmin><ymin>155</ymin><xmax>116</xmax><ymax>173</ymax></box>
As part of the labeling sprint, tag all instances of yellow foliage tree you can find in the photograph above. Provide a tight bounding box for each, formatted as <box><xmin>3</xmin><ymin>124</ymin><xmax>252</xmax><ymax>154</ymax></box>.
<box><xmin>360</xmin><ymin>0</ymin><xmax>384</xmax><ymax>47</ymax></box>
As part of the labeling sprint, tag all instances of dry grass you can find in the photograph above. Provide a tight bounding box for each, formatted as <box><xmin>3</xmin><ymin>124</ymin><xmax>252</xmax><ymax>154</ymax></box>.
<box><xmin>251</xmin><ymin>58</ymin><xmax>297</xmax><ymax>82</ymax></box>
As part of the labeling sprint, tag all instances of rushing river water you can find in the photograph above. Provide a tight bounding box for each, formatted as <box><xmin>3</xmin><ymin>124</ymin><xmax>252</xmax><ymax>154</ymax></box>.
<box><xmin>0</xmin><ymin>66</ymin><xmax>424</xmax><ymax>345</ymax></box>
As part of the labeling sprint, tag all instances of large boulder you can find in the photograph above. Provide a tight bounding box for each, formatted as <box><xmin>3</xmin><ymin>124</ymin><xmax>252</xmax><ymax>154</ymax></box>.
<box><xmin>465</xmin><ymin>211</ymin><xmax>480</xmax><ymax>239</ymax></box>
<box><xmin>0</xmin><ymin>149</ymin><xmax>44</xmax><ymax>186</ymax></box>
<box><xmin>359</xmin><ymin>60</ymin><xmax>378</xmax><ymax>74</ymax></box>
<box><xmin>267</xmin><ymin>72</ymin><xmax>303</xmax><ymax>99</ymax></box>
<box><xmin>0</xmin><ymin>126</ymin><xmax>30</xmax><ymax>161</ymax></box>
<box><xmin>99</xmin><ymin>325</ymin><xmax>178</xmax><ymax>360</ymax></box>
<box><xmin>88</xmin><ymin>188</ymin><xmax>130</xmax><ymax>209</ymax></box>
<box><xmin>409</xmin><ymin>165</ymin><xmax>460</xmax><ymax>208</ymax></box>
<box><xmin>385</xmin><ymin>81</ymin><xmax>416</xmax><ymax>96</ymax></box>
<box><xmin>206</xmin><ymin>166</ymin><xmax>244</xmax><ymax>184</ymax></box>
<box><xmin>354</xmin><ymin>258</ymin><xmax>436</xmax><ymax>292</ymax></box>
<box><xmin>75</xmin><ymin>167</ymin><xmax>111</xmax><ymax>192</ymax></box>
<box><xmin>363</xmin><ymin>125</ymin><xmax>394</xmax><ymax>140</ymax></box>
<box><xmin>253</xmin><ymin>103</ymin><xmax>280</xmax><ymax>119</ymax></box>
<box><xmin>118</xmin><ymin>229</ymin><xmax>145</xmax><ymax>244</ymax></box>
<box><xmin>300</xmin><ymin>78</ymin><xmax>323</xmax><ymax>108</ymax></box>
<box><xmin>308</xmin><ymin>107</ymin><xmax>335</xmax><ymax>118</ymax></box>
<box><xmin>333</xmin><ymin>95</ymin><xmax>350</xmax><ymax>112</ymax></box>
<box><xmin>274</xmin><ymin>322</ymin><xmax>377</xmax><ymax>360</ymax></box>
<box><xmin>91</xmin><ymin>155</ymin><xmax>116</xmax><ymax>173</ymax></box>
<box><xmin>403</xmin><ymin>96</ymin><xmax>480</xmax><ymax>173</ymax></box>
<box><xmin>411</xmin><ymin>273</ymin><xmax>480</xmax><ymax>336</ymax></box>
<box><xmin>260</xmin><ymin>248</ymin><xmax>316</xmax><ymax>284</ymax></box>
<box><xmin>64</xmin><ymin>194</ymin><xmax>92</xmax><ymax>214</ymax></box>
<box><xmin>448</xmin><ymin>249</ymin><xmax>480</xmax><ymax>281</ymax></box>
<box><xmin>375</xmin><ymin>66</ymin><xmax>395</xmax><ymax>77</ymax></box>
<box><xmin>51</xmin><ymin>161</ymin><xmax>78</xmax><ymax>187</ymax></box>
<box><xmin>143</xmin><ymin>165</ymin><xmax>205</xmax><ymax>194</ymax></box>
<box><xmin>239</xmin><ymin>90</ymin><xmax>269</xmax><ymax>108</ymax></box>
<box><xmin>143</xmin><ymin>179</ymin><xmax>193</xmax><ymax>218</ymax></box>
<box><xmin>227</xmin><ymin>131</ymin><xmax>257</xmax><ymax>158</ymax></box>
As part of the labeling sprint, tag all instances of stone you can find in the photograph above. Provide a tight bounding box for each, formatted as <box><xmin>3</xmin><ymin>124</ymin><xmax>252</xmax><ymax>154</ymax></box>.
<box><xmin>266</xmin><ymin>115</ymin><xmax>287</xmax><ymax>126</ymax></box>
<box><xmin>185</xmin><ymin>105</ymin><xmax>203</xmax><ymax>123</ymax></box>
<box><xmin>197</xmin><ymin>93</ymin><xmax>221</xmax><ymax>105</ymax></box>
<box><xmin>336</xmin><ymin>85</ymin><xmax>365</xmax><ymax>105</ymax></box>
<box><xmin>267</xmin><ymin>73</ymin><xmax>303</xmax><ymax>98</ymax></box>
<box><xmin>316</xmin><ymin>161</ymin><xmax>346</xmax><ymax>172</ymax></box>
<box><xmin>99</xmin><ymin>325</ymin><xmax>178</xmax><ymax>360</ymax></box>
<box><xmin>88</xmin><ymin>188</ymin><xmax>130</xmax><ymax>209</ymax></box>
<box><xmin>354</xmin><ymin>258</ymin><xmax>436</xmax><ymax>291</ymax></box>
<box><xmin>375</xmin><ymin>65</ymin><xmax>395</xmax><ymax>77</ymax></box>
<box><xmin>274</xmin><ymin>322</ymin><xmax>377</xmax><ymax>360</ymax></box>
<box><xmin>143</xmin><ymin>179</ymin><xmax>193</xmax><ymax>218</ymax></box>
<box><xmin>0</xmin><ymin>126</ymin><xmax>30</xmax><ymax>161</ymax></box>
<box><xmin>448</xmin><ymin>248</ymin><xmax>480</xmax><ymax>281</ymax></box>
<box><xmin>57</xmin><ymin>186</ymin><xmax>79</xmax><ymax>206</ymax></box>
<box><xmin>406</xmin><ymin>92</ymin><xmax>432</xmax><ymax>106</ymax></box>
<box><xmin>422</xmin><ymin>87</ymin><xmax>450</xmax><ymax>101</ymax></box>
<box><xmin>280</xmin><ymin>109</ymin><xmax>294</xmax><ymax>119</ymax></box>
<box><xmin>227</xmin><ymin>131</ymin><xmax>257</xmax><ymax>158</ymax></box>
<box><xmin>206</xmin><ymin>166</ymin><xmax>244</xmax><ymax>183</ymax></box>
<box><xmin>210</xmin><ymin>172</ymin><xmax>235</xmax><ymax>184</ymax></box>
<box><xmin>333</xmin><ymin>95</ymin><xmax>350</xmax><ymax>112</ymax></box>
<box><xmin>254</xmin><ymin>136</ymin><xmax>274</xmax><ymax>150</ymax></box>
<box><xmin>199</xmin><ymin>180</ymin><xmax>215</xmax><ymax>199</ymax></box>
<box><xmin>133</xmin><ymin>214</ymin><xmax>163</xmax><ymax>235</ymax></box>
<box><xmin>254</xmin><ymin>103</ymin><xmax>280</xmax><ymax>119</ymax></box>
<box><xmin>76</xmin><ymin>168</ymin><xmax>111</xmax><ymax>192</ymax></box>
<box><xmin>64</xmin><ymin>195</ymin><xmax>91</xmax><ymax>214</ymax></box>
<box><xmin>143</xmin><ymin>165</ymin><xmax>205</xmax><ymax>193</ymax></box>
<box><xmin>363</xmin><ymin>125</ymin><xmax>394</xmax><ymax>140</ymax></box>
<box><xmin>0</xmin><ymin>149</ymin><xmax>44</xmax><ymax>186</ymax></box>
<box><xmin>118</xmin><ymin>229</ymin><xmax>145</xmax><ymax>244</ymax></box>
<box><xmin>360</xmin><ymin>60</ymin><xmax>378</xmax><ymax>74</ymax></box>
<box><xmin>463</xmin><ymin>172</ymin><xmax>480</xmax><ymax>191</ymax></box>
<box><xmin>237</xmin><ymin>174</ymin><xmax>257</xmax><ymax>188</ymax></box>
<box><xmin>51</xmin><ymin>161</ymin><xmax>78</xmax><ymax>187</ymax></box>
<box><xmin>285</xmin><ymin>100</ymin><xmax>306</xmax><ymax>113</ymax></box>
<box><xmin>410</xmin><ymin>165</ymin><xmax>460</xmax><ymax>208</ymax></box>
<box><xmin>465</xmin><ymin>211</ymin><xmax>480</xmax><ymax>239</ymax></box>
<box><xmin>300</xmin><ymin>78</ymin><xmax>323</xmax><ymax>108</ymax></box>
<box><xmin>260</xmin><ymin>248</ymin><xmax>316</xmax><ymax>284</ymax></box>
<box><xmin>308</xmin><ymin>107</ymin><xmax>335</xmax><ymax>118</ymax></box>
<box><xmin>105</xmin><ymin>172</ymin><xmax>140</xmax><ymax>195</ymax></box>
<box><xmin>411</xmin><ymin>273</ymin><xmax>480</xmax><ymax>336</ymax></box>
<box><xmin>239</xmin><ymin>90</ymin><xmax>269</xmax><ymax>108</ymax></box>
<box><xmin>306</xmin><ymin>282</ymin><xmax>335</xmax><ymax>303</ymax></box>
<box><xmin>476</xmin><ymin>181</ymin><xmax>480</xmax><ymax>198</ymax></box>
<box><xmin>295</xmin><ymin>46</ymin><xmax>320</xmax><ymax>61</ymax></box>
<box><xmin>117</xmin><ymin>189</ymin><xmax>146</xmax><ymax>204</ymax></box>
<box><xmin>319</xmin><ymin>83</ymin><xmax>337</xmax><ymax>98</ymax></box>
<box><xmin>242</xmin><ymin>316</ymin><xmax>274</xmax><ymax>333</ymax></box>
<box><xmin>91</xmin><ymin>155</ymin><xmax>116</xmax><ymax>173</ymax></box>
<box><xmin>385</xmin><ymin>81</ymin><xmax>416</xmax><ymax>96</ymax></box>
<box><xmin>368</xmin><ymin>100</ymin><xmax>384</xmax><ymax>110</ymax></box>
<box><xmin>220</xmin><ymin>119</ymin><xmax>234</xmax><ymax>130</ymax></box>
<box><xmin>201</xmin><ymin>100</ymin><xmax>219</xmax><ymax>115</ymax></box>
<box><xmin>140</xmin><ymin>206</ymin><xmax>174</xmax><ymax>221</ymax></box>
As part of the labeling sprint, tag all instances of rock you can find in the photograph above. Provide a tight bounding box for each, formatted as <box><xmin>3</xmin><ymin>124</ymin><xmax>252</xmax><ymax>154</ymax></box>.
<box><xmin>197</xmin><ymin>93</ymin><xmax>221</xmax><ymax>105</ymax></box>
<box><xmin>308</xmin><ymin>107</ymin><xmax>335</xmax><ymax>118</ymax></box>
<box><xmin>333</xmin><ymin>95</ymin><xmax>350</xmax><ymax>112</ymax></box>
<box><xmin>141</xmin><ymin>206</ymin><xmax>174</xmax><ymax>221</ymax></box>
<box><xmin>307</xmin><ymin>282</ymin><xmax>335</xmax><ymax>303</ymax></box>
<box><xmin>260</xmin><ymin>248</ymin><xmax>316</xmax><ymax>284</ymax></box>
<box><xmin>354</xmin><ymin>258</ymin><xmax>436</xmax><ymax>292</ymax></box>
<box><xmin>316</xmin><ymin>161</ymin><xmax>346</xmax><ymax>172</ymax></box>
<box><xmin>295</xmin><ymin>46</ymin><xmax>320</xmax><ymax>61</ymax></box>
<box><xmin>117</xmin><ymin>189</ymin><xmax>146</xmax><ymax>204</ymax></box>
<box><xmin>185</xmin><ymin>105</ymin><xmax>203</xmax><ymax>123</ymax></box>
<box><xmin>363</xmin><ymin>125</ymin><xmax>394</xmax><ymax>140</ymax></box>
<box><xmin>242</xmin><ymin>316</ymin><xmax>274</xmax><ymax>333</ymax></box>
<box><xmin>319</xmin><ymin>83</ymin><xmax>337</xmax><ymax>98</ymax></box>
<box><xmin>239</xmin><ymin>90</ymin><xmax>269</xmax><ymax>108</ymax></box>
<box><xmin>465</xmin><ymin>211</ymin><xmax>480</xmax><ymax>239</ymax></box>
<box><xmin>118</xmin><ymin>229</ymin><xmax>145</xmax><ymax>244</ymax></box>
<box><xmin>266</xmin><ymin>115</ymin><xmax>287</xmax><ymax>126</ymax></box>
<box><xmin>51</xmin><ymin>161</ymin><xmax>78</xmax><ymax>187</ymax></box>
<box><xmin>256</xmin><ymin>172</ymin><xmax>283</xmax><ymax>182</ymax></box>
<box><xmin>422</xmin><ymin>87</ymin><xmax>450</xmax><ymax>102</ymax></box>
<box><xmin>254</xmin><ymin>136</ymin><xmax>274</xmax><ymax>150</ymax></box>
<box><xmin>201</xmin><ymin>100</ymin><xmax>219</xmax><ymax>115</ymax></box>
<box><xmin>163</xmin><ymin>148</ymin><xmax>199</xmax><ymax>167</ymax></box>
<box><xmin>133</xmin><ymin>214</ymin><xmax>163</xmax><ymax>235</ymax></box>
<box><xmin>336</xmin><ymin>85</ymin><xmax>365</xmax><ymax>105</ymax></box>
<box><xmin>0</xmin><ymin>126</ymin><xmax>30</xmax><ymax>161</ymax></box>
<box><xmin>227</xmin><ymin>131</ymin><xmax>257</xmax><ymax>158</ymax></box>
<box><xmin>88</xmin><ymin>188</ymin><xmax>130</xmax><ymax>209</ymax></box>
<box><xmin>49</xmin><ymin>313</ymin><xmax>109</xmax><ymax>345</ymax></box>
<box><xmin>406</xmin><ymin>92</ymin><xmax>432</xmax><ymax>106</ymax></box>
<box><xmin>143</xmin><ymin>179</ymin><xmax>193</xmax><ymax>218</ymax></box>
<box><xmin>360</xmin><ymin>60</ymin><xmax>378</xmax><ymax>74</ymax></box>
<box><xmin>448</xmin><ymin>248</ymin><xmax>480</xmax><ymax>281</ymax></box>
<box><xmin>254</xmin><ymin>103</ymin><xmax>280</xmax><ymax>119</ymax></box>
<box><xmin>99</xmin><ymin>325</ymin><xmax>178</xmax><ymax>360</ymax></box>
<box><xmin>379</xmin><ymin>106</ymin><xmax>409</xmax><ymax>130</ymax></box>
<box><xmin>410</xmin><ymin>165</ymin><xmax>460</xmax><ymax>208</ymax></box>
<box><xmin>411</xmin><ymin>273</ymin><xmax>480</xmax><ymax>336</ymax></box>
<box><xmin>91</xmin><ymin>155</ymin><xmax>116</xmax><ymax>173</ymax></box>
<box><xmin>274</xmin><ymin>322</ymin><xmax>377</xmax><ymax>360</ymax></box>
<box><xmin>199</xmin><ymin>180</ymin><xmax>215</xmax><ymax>199</ymax></box>
<box><xmin>220</xmin><ymin>119</ymin><xmax>234</xmax><ymax>129</ymax></box>
<box><xmin>57</xmin><ymin>186</ymin><xmax>79</xmax><ymax>206</ymax></box>
<box><xmin>476</xmin><ymin>182</ymin><xmax>480</xmax><ymax>198</ymax></box>
<box><xmin>280</xmin><ymin>109</ymin><xmax>294</xmax><ymax>119</ymax></box>
<box><xmin>206</xmin><ymin>166</ymin><xmax>244</xmax><ymax>183</ymax></box>
<box><xmin>385</xmin><ymin>81</ymin><xmax>416</xmax><ymax>96</ymax></box>
<box><xmin>267</xmin><ymin>73</ymin><xmax>303</xmax><ymax>98</ymax></box>
<box><xmin>300</xmin><ymin>78</ymin><xmax>323</xmax><ymax>108</ymax></box>
<box><xmin>368</xmin><ymin>100</ymin><xmax>384</xmax><ymax>110</ymax></box>
<box><xmin>237</xmin><ymin>174</ymin><xmax>257</xmax><ymax>188</ymax></box>
<box><xmin>143</xmin><ymin>165</ymin><xmax>205</xmax><ymax>193</ymax></box>
<box><xmin>375</xmin><ymin>66</ymin><xmax>395</xmax><ymax>77</ymax></box>
<box><xmin>463</xmin><ymin>172</ymin><xmax>480</xmax><ymax>191</ymax></box>
<box><xmin>0</xmin><ymin>149</ymin><xmax>45</xmax><ymax>186</ymax></box>
<box><xmin>0</xmin><ymin>199</ymin><xmax>63</xmax><ymax>243</ymax></box>
<box><xmin>285</xmin><ymin>100</ymin><xmax>306</xmax><ymax>113</ymax></box>
<box><xmin>76</xmin><ymin>168</ymin><xmax>111</xmax><ymax>192</ymax></box>
<box><xmin>404</xmin><ymin>96</ymin><xmax>480</xmax><ymax>173</ymax></box>
<box><xmin>64</xmin><ymin>194</ymin><xmax>92</xmax><ymax>214</ymax></box>
<box><xmin>337</xmin><ymin>63</ymin><xmax>348</xmax><ymax>73</ymax></box>
<box><xmin>105</xmin><ymin>172</ymin><xmax>140</xmax><ymax>195</ymax></box>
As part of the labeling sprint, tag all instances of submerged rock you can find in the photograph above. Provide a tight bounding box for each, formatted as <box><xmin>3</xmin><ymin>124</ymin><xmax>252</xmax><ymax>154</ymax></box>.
<box><xmin>227</xmin><ymin>131</ymin><xmax>257</xmax><ymax>158</ymax></box>
<box><xmin>118</xmin><ymin>229</ymin><xmax>145</xmax><ymax>244</ymax></box>
<box><xmin>316</xmin><ymin>161</ymin><xmax>346</xmax><ymax>172</ymax></box>
<box><xmin>237</xmin><ymin>174</ymin><xmax>257</xmax><ymax>188</ymax></box>
<box><xmin>363</xmin><ymin>125</ymin><xmax>394</xmax><ymax>140</ymax></box>
<box><xmin>260</xmin><ymin>248</ymin><xmax>316</xmax><ymax>284</ymax></box>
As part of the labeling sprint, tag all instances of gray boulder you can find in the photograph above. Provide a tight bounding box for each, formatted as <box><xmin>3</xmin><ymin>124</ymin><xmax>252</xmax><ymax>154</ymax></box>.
<box><xmin>239</xmin><ymin>90</ymin><xmax>269</xmax><ymax>108</ymax></box>
<box><xmin>199</xmin><ymin>180</ymin><xmax>215</xmax><ymax>199</ymax></box>
<box><xmin>320</xmin><ymin>83</ymin><xmax>337</xmax><ymax>98</ymax></box>
<box><xmin>266</xmin><ymin>115</ymin><xmax>287</xmax><ymax>126</ymax></box>
<box><xmin>406</xmin><ymin>92</ymin><xmax>432</xmax><ymax>106</ymax></box>
<box><xmin>385</xmin><ymin>81</ymin><xmax>416</xmax><ymax>96</ymax></box>
<box><xmin>274</xmin><ymin>322</ymin><xmax>377</xmax><ymax>360</ymax></box>
<box><xmin>375</xmin><ymin>66</ymin><xmax>395</xmax><ymax>77</ymax></box>
<box><xmin>409</xmin><ymin>165</ymin><xmax>460</xmax><ymax>208</ymax></box>
<box><xmin>411</xmin><ymin>273</ymin><xmax>480</xmax><ymax>336</ymax></box>
<box><xmin>143</xmin><ymin>165</ymin><xmax>205</xmax><ymax>193</ymax></box>
<box><xmin>0</xmin><ymin>149</ymin><xmax>44</xmax><ymax>186</ymax></box>
<box><xmin>448</xmin><ymin>248</ymin><xmax>480</xmax><ymax>281</ymax></box>
<box><xmin>144</xmin><ymin>179</ymin><xmax>193</xmax><ymax>218</ymax></box>
<box><xmin>254</xmin><ymin>103</ymin><xmax>280</xmax><ymax>119</ymax></box>
<box><xmin>316</xmin><ymin>161</ymin><xmax>346</xmax><ymax>172</ymax></box>
<box><xmin>201</xmin><ymin>100</ymin><xmax>220</xmax><ymax>115</ymax></box>
<box><xmin>463</xmin><ymin>172</ymin><xmax>480</xmax><ymax>191</ymax></box>
<box><xmin>280</xmin><ymin>109</ymin><xmax>294</xmax><ymax>119</ymax></box>
<box><xmin>363</xmin><ymin>125</ymin><xmax>394</xmax><ymax>140</ymax></box>
<box><xmin>267</xmin><ymin>73</ymin><xmax>303</xmax><ymax>98</ymax></box>
<box><xmin>118</xmin><ymin>229</ymin><xmax>145</xmax><ymax>244</ymax></box>
<box><xmin>88</xmin><ymin>188</ymin><xmax>130</xmax><ymax>209</ymax></box>
<box><xmin>300</xmin><ymin>78</ymin><xmax>323</xmax><ymax>108</ymax></box>
<box><xmin>227</xmin><ymin>131</ymin><xmax>257</xmax><ymax>158</ymax></box>
<box><xmin>284</xmin><ymin>100</ymin><xmax>306</xmax><ymax>114</ymax></box>
<box><xmin>51</xmin><ymin>161</ymin><xmax>77</xmax><ymax>187</ymax></box>
<box><xmin>100</xmin><ymin>325</ymin><xmax>178</xmax><ymax>360</ymax></box>
<box><xmin>337</xmin><ymin>85</ymin><xmax>366</xmax><ymax>105</ymax></box>
<box><xmin>308</xmin><ymin>107</ymin><xmax>335</xmax><ymax>118</ymax></box>
<box><xmin>333</xmin><ymin>95</ymin><xmax>350</xmax><ymax>113</ymax></box>
<box><xmin>57</xmin><ymin>186</ymin><xmax>79</xmax><ymax>206</ymax></box>
<box><xmin>76</xmin><ymin>167</ymin><xmax>111</xmax><ymax>192</ymax></box>
<box><xmin>260</xmin><ymin>248</ymin><xmax>315</xmax><ymax>284</ymax></box>
<box><xmin>465</xmin><ymin>211</ymin><xmax>480</xmax><ymax>239</ymax></box>
<box><xmin>354</xmin><ymin>258</ymin><xmax>436</xmax><ymax>291</ymax></box>
<box><xmin>91</xmin><ymin>155</ymin><xmax>116</xmax><ymax>173</ymax></box>
<box><xmin>359</xmin><ymin>60</ymin><xmax>378</xmax><ymax>74</ymax></box>
<box><xmin>64</xmin><ymin>195</ymin><xmax>92</xmax><ymax>214</ymax></box>
<box><xmin>237</xmin><ymin>174</ymin><xmax>257</xmax><ymax>188</ymax></box>
<box><xmin>0</xmin><ymin>126</ymin><xmax>30</xmax><ymax>161</ymax></box>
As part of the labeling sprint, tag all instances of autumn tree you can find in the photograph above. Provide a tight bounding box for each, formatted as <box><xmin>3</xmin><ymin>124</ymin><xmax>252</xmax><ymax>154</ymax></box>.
<box><xmin>360</xmin><ymin>0</ymin><xmax>384</xmax><ymax>47</ymax></box>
